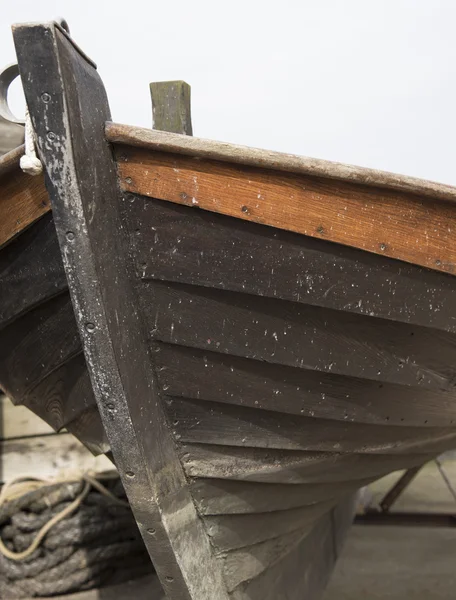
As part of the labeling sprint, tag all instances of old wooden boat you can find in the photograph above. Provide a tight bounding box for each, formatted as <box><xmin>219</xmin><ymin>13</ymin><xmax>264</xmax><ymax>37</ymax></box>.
<box><xmin>2</xmin><ymin>19</ymin><xmax>456</xmax><ymax>600</ymax></box>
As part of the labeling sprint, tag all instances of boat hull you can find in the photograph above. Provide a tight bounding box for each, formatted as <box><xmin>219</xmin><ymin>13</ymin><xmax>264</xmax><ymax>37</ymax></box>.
<box><xmin>4</xmin><ymin>18</ymin><xmax>456</xmax><ymax>600</ymax></box>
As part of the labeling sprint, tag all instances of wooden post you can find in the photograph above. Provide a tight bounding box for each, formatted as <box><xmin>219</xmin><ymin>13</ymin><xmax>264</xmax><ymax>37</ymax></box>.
<box><xmin>150</xmin><ymin>81</ymin><xmax>193</xmax><ymax>135</ymax></box>
<box><xmin>13</xmin><ymin>21</ymin><xmax>228</xmax><ymax>600</ymax></box>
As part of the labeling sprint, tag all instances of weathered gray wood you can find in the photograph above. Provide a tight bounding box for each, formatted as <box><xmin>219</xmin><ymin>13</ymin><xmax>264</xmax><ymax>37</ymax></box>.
<box><xmin>14</xmin><ymin>21</ymin><xmax>228</xmax><ymax>600</ymax></box>
<box><xmin>167</xmin><ymin>397</ymin><xmax>456</xmax><ymax>455</ymax></box>
<box><xmin>189</xmin><ymin>477</ymin><xmax>369</xmax><ymax>515</ymax></box>
<box><xmin>180</xmin><ymin>443</ymin><xmax>433</xmax><ymax>484</ymax></box>
<box><xmin>229</xmin><ymin>497</ymin><xmax>355</xmax><ymax>600</ymax></box>
<box><xmin>203</xmin><ymin>501</ymin><xmax>335</xmax><ymax>552</ymax></box>
<box><xmin>221</xmin><ymin>526</ymin><xmax>311</xmax><ymax>592</ymax></box>
<box><xmin>150</xmin><ymin>81</ymin><xmax>193</xmax><ymax>135</ymax></box>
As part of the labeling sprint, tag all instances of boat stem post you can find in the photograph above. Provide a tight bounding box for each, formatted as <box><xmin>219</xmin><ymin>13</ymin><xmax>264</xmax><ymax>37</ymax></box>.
<box><xmin>12</xmin><ymin>20</ymin><xmax>228</xmax><ymax>600</ymax></box>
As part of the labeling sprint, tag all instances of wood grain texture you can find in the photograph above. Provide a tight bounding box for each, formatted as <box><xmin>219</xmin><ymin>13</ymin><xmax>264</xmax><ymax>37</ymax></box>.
<box><xmin>203</xmin><ymin>501</ymin><xmax>336</xmax><ymax>552</ymax></box>
<box><xmin>229</xmin><ymin>497</ymin><xmax>355</xmax><ymax>600</ymax></box>
<box><xmin>117</xmin><ymin>145</ymin><xmax>456</xmax><ymax>274</ymax></box>
<box><xmin>0</xmin><ymin>293</ymin><xmax>81</xmax><ymax>400</ymax></box>
<box><xmin>221</xmin><ymin>526</ymin><xmax>312</xmax><ymax>592</ymax></box>
<box><xmin>0</xmin><ymin>166</ymin><xmax>49</xmax><ymax>249</ymax></box>
<box><xmin>106</xmin><ymin>123</ymin><xmax>456</xmax><ymax>203</ymax></box>
<box><xmin>150</xmin><ymin>81</ymin><xmax>193</xmax><ymax>135</ymax></box>
<box><xmin>156</xmin><ymin>343</ymin><xmax>456</xmax><ymax>428</ymax></box>
<box><xmin>0</xmin><ymin>212</ymin><xmax>67</xmax><ymax>329</ymax></box>
<box><xmin>180</xmin><ymin>444</ymin><xmax>433</xmax><ymax>484</ymax></box>
<box><xmin>189</xmin><ymin>477</ymin><xmax>368</xmax><ymax>515</ymax></box>
<box><xmin>166</xmin><ymin>397</ymin><xmax>456</xmax><ymax>455</ymax></box>
<box><xmin>127</xmin><ymin>196</ymin><xmax>456</xmax><ymax>333</ymax></box>
<box><xmin>143</xmin><ymin>281</ymin><xmax>456</xmax><ymax>392</ymax></box>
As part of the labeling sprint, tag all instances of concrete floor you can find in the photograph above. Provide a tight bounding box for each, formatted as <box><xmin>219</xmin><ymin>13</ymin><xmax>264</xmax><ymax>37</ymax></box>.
<box><xmin>324</xmin><ymin>457</ymin><xmax>456</xmax><ymax>599</ymax></box>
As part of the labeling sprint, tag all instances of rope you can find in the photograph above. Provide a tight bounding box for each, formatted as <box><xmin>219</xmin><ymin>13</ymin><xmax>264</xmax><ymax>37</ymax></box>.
<box><xmin>19</xmin><ymin>106</ymin><xmax>43</xmax><ymax>176</ymax></box>
<box><xmin>0</xmin><ymin>472</ymin><xmax>128</xmax><ymax>562</ymax></box>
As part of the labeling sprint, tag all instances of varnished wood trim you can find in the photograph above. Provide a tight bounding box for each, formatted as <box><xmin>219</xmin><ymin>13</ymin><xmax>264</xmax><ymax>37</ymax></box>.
<box><xmin>0</xmin><ymin>166</ymin><xmax>49</xmax><ymax>248</ymax></box>
<box><xmin>116</xmin><ymin>145</ymin><xmax>456</xmax><ymax>274</ymax></box>
<box><xmin>106</xmin><ymin>123</ymin><xmax>456</xmax><ymax>202</ymax></box>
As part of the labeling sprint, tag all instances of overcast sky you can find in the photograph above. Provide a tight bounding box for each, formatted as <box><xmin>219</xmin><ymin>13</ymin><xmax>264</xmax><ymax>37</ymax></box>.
<box><xmin>2</xmin><ymin>1</ymin><xmax>456</xmax><ymax>185</ymax></box>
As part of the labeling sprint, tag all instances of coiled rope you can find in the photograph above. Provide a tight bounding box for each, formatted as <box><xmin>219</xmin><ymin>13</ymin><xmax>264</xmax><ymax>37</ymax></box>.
<box><xmin>0</xmin><ymin>472</ymin><xmax>127</xmax><ymax>562</ymax></box>
<box><xmin>0</xmin><ymin>472</ymin><xmax>153</xmax><ymax>598</ymax></box>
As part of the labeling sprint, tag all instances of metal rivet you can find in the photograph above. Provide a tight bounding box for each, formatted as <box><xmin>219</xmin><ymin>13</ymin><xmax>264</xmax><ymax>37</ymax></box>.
<box><xmin>66</xmin><ymin>231</ymin><xmax>75</xmax><ymax>241</ymax></box>
<box><xmin>125</xmin><ymin>176</ymin><xmax>133</xmax><ymax>184</ymax></box>
<box><xmin>379</xmin><ymin>243</ymin><xmax>387</xmax><ymax>251</ymax></box>
<box><xmin>436</xmin><ymin>259</ymin><xmax>442</xmax><ymax>266</ymax></box>
<box><xmin>125</xmin><ymin>471</ymin><xmax>135</xmax><ymax>478</ymax></box>
<box><xmin>85</xmin><ymin>322</ymin><xmax>95</xmax><ymax>333</ymax></box>
<box><xmin>41</xmin><ymin>92</ymin><xmax>51</xmax><ymax>103</ymax></box>
<box><xmin>47</xmin><ymin>131</ymin><xmax>56</xmax><ymax>141</ymax></box>
<box><xmin>241</xmin><ymin>205</ymin><xmax>249</xmax><ymax>213</ymax></box>
<box><xmin>165</xmin><ymin>576</ymin><xmax>174</xmax><ymax>583</ymax></box>
<box><xmin>147</xmin><ymin>528</ymin><xmax>156</xmax><ymax>535</ymax></box>
<box><xmin>106</xmin><ymin>403</ymin><xmax>115</xmax><ymax>410</ymax></box>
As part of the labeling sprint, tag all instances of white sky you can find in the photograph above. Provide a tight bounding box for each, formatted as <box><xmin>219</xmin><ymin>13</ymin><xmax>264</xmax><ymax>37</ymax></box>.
<box><xmin>1</xmin><ymin>1</ymin><xmax>456</xmax><ymax>184</ymax></box>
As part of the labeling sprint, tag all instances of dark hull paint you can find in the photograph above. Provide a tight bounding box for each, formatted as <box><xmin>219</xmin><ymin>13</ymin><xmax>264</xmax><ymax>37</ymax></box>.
<box><xmin>2</xmin><ymin>194</ymin><xmax>456</xmax><ymax>597</ymax></box>
<box><xmin>6</xmin><ymin>20</ymin><xmax>456</xmax><ymax>599</ymax></box>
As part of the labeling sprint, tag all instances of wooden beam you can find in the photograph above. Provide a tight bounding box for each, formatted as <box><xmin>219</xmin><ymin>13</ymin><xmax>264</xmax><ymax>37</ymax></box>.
<box><xmin>150</xmin><ymin>81</ymin><xmax>193</xmax><ymax>135</ymax></box>
<box><xmin>116</xmin><ymin>145</ymin><xmax>456</xmax><ymax>274</ymax></box>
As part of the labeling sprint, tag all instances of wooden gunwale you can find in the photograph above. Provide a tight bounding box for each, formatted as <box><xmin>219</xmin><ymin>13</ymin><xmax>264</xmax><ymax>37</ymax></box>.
<box><xmin>105</xmin><ymin>123</ymin><xmax>456</xmax><ymax>203</ymax></box>
<box><xmin>0</xmin><ymin>145</ymin><xmax>49</xmax><ymax>248</ymax></box>
<box><xmin>107</xmin><ymin>123</ymin><xmax>456</xmax><ymax>275</ymax></box>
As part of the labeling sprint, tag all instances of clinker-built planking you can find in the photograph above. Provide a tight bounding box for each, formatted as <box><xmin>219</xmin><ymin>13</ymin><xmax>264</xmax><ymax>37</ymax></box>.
<box><xmin>8</xmin><ymin>17</ymin><xmax>456</xmax><ymax>600</ymax></box>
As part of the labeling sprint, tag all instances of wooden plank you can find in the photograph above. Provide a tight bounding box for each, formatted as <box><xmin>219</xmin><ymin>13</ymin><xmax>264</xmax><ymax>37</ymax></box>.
<box><xmin>180</xmin><ymin>443</ymin><xmax>433</xmax><ymax>484</ymax></box>
<box><xmin>127</xmin><ymin>196</ymin><xmax>456</xmax><ymax>333</ymax></box>
<box><xmin>0</xmin><ymin>212</ymin><xmax>67</xmax><ymax>329</ymax></box>
<box><xmin>0</xmin><ymin>293</ymin><xmax>81</xmax><ymax>400</ymax></box>
<box><xmin>156</xmin><ymin>343</ymin><xmax>456</xmax><ymax>428</ymax></box>
<box><xmin>167</xmin><ymin>397</ymin><xmax>456</xmax><ymax>455</ymax></box>
<box><xmin>0</xmin><ymin>167</ymin><xmax>49</xmax><ymax>249</ymax></box>
<box><xmin>181</xmin><ymin>446</ymin><xmax>422</xmax><ymax>486</ymax></box>
<box><xmin>106</xmin><ymin>123</ymin><xmax>456</xmax><ymax>203</ymax></box>
<box><xmin>144</xmin><ymin>281</ymin><xmax>456</xmax><ymax>392</ymax></box>
<box><xmin>229</xmin><ymin>500</ymin><xmax>353</xmax><ymax>600</ymax></box>
<box><xmin>21</xmin><ymin>352</ymin><xmax>93</xmax><ymax>431</ymax></box>
<box><xmin>0</xmin><ymin>432</ymin><xmax>111</xmax><ymax>482</ymax></box>
<box><xmin>189</xmin><ymin>477</ymin><xmax>369</xmax><ymax>515</ymax></box>
<box><xmin>203</xmin><ymin>501</ymin><xmax>335</xmax><ymax>552</ymax></box>
<box><xmin>222</xmin><ymin>526</ymin><xmax>311</xmax><ymax>592</ymax></box>
<box><xmin>15</xmin><ymin>21</ymin><xmax>229</xmax><ymax>600</ymax></box>
<box><xmin>150</xmin><ymin>81</ymin><xmax>193</xmax><ymax>135</ymax></box>
<box><xmin>1</xmin><ymin>394</ymin><xmax>54</xmax><ymax>439</ymax></box>
<box><xmin>117</xmin><ymin>145</ymin><xmax>456</xmax><ymax>274</ymax></box>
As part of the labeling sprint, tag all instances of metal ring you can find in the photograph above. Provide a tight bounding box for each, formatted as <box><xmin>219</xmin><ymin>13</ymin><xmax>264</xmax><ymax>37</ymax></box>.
<box><xmin>0</xmin><ymin>63</ymin><xmax>25</xmax><ymax>125</ymax></box>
